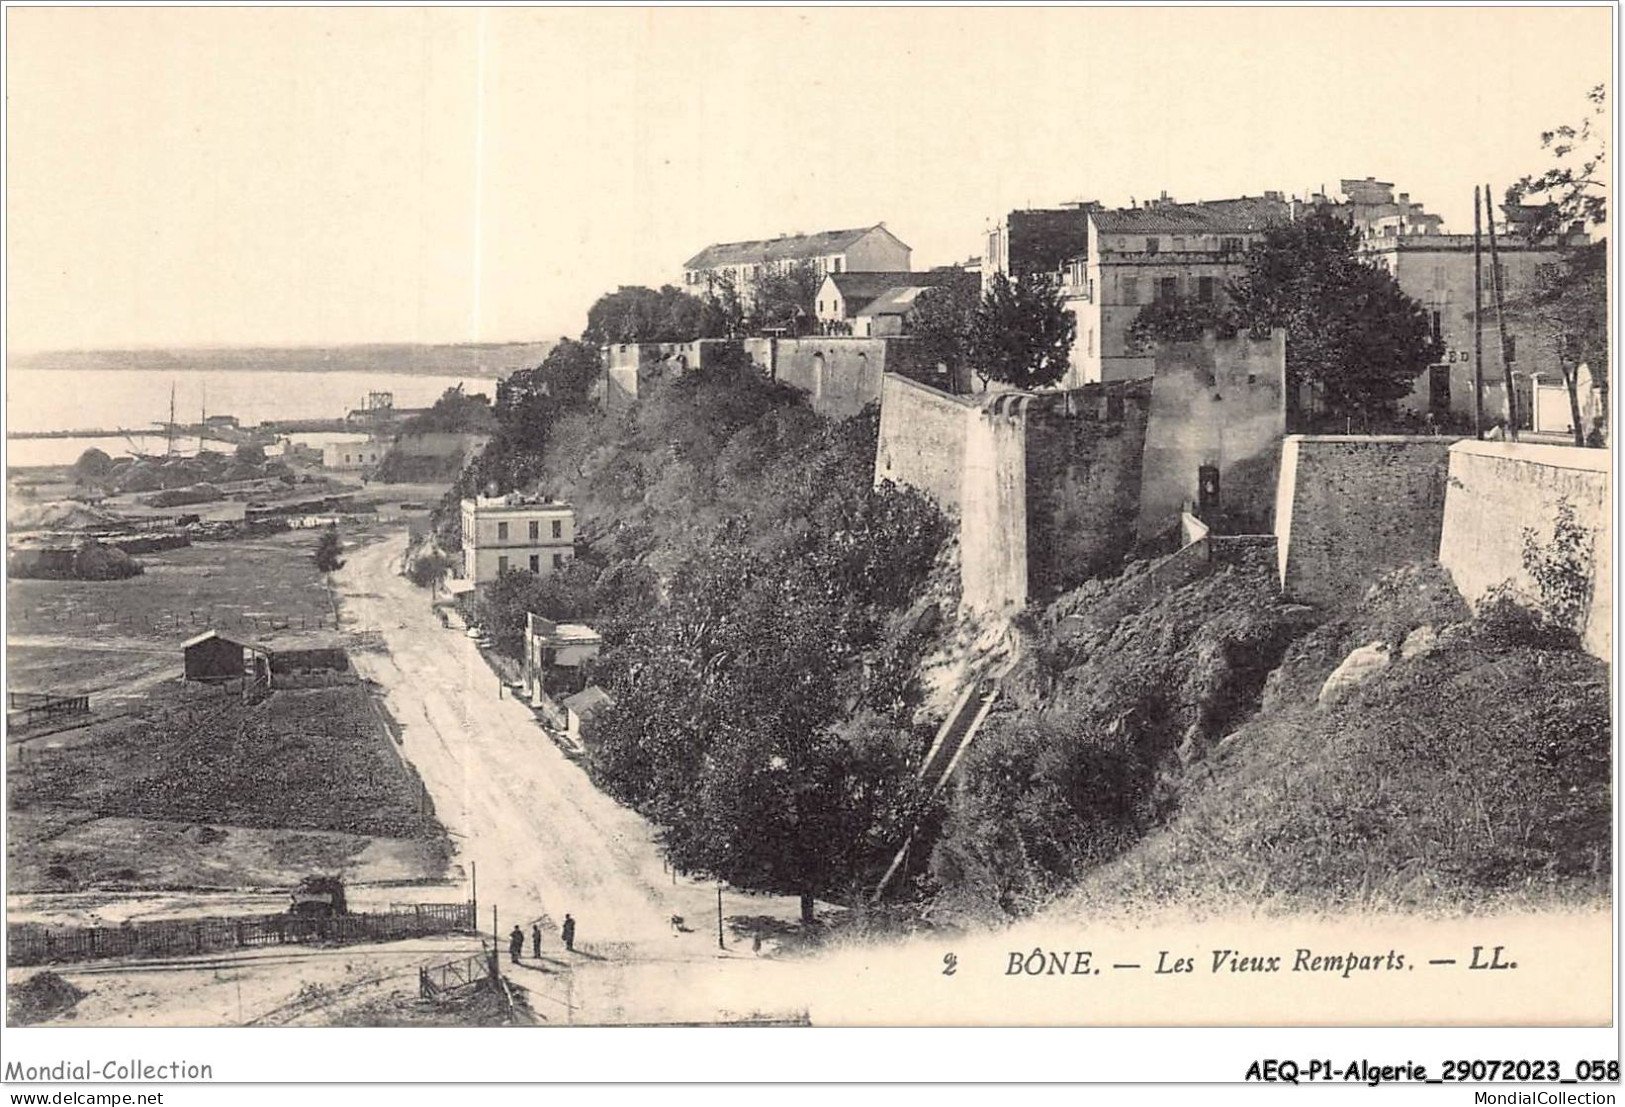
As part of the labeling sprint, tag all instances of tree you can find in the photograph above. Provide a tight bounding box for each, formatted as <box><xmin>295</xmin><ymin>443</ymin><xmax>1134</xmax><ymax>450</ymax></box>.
<box><xmin>582</xmin><ymin>285</ymin><xmax>725</xmax><ymax>345</ymax></box>
<box><xmin>234</xmin><ymin>442</ymin><xmax>266</xmax><ymax>466</ymax></box>
<box><xmin>1227</xmin><ymin>210</ymin><xmax>1440</xmax><ymax>421</ymax></box>
<box><xmin>909</xmin><ymin>279</ymin><xmax>980</xmax><ymax>392</ymax></box>
<box><xmin>749</xmin><ymin>260</ymin><xmax>821</xmax><ymax>336</ymax></box>
<box><xmin>406</xmin><ymin>550</ymin><xmax>454</xmax><ymax>590</ymax></box>
<box><xmin>707</xmin><ymin>273</ymin><xmax>746</xmax><ymax>338</ymax></box>
<box><xmin>72</xmin><ymin>447</ymin><xmax>114</xmax><ymax>485</ymax></box>
<box><xmin>1507</xmin><ymin>241</ymin><xmax>1607</xmax><ymax>446</ymax></box>
<box><xmin>313</xmin><ymin>526</ymin><xmax>345</xmax><ymax>573</ymax></box>
<box><xmin>1506</xmin><ymin>87</ymin><xmax>1610</xmax><ymax>443</ymax></box>
<box><xmin>967</xmin><ymin>273</ymin><xmax>1075</xmax><ymax>390</ymax></box>
<box><xmin>1124</xmin><ymin>296</ymin><xmax>1233</xmax><ymax>353</ymax></box>
<box><xmin>401</xmin><ymin>385</ymin><xmax>496</xmax><ymax>434</ymax></box>
<box><xmin>534</xmin><ymin>338</ymin><xmax>603</xmax><ymax>409</ymax></box>
<box><xmin>1507</xmin><ymin>84</ymin><xmax>1607</xmax><ymax>240</ymax></box>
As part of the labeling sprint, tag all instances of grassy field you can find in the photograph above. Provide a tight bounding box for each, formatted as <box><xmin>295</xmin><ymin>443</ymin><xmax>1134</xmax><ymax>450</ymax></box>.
<box><xmin>7</xmin><ymin>679</ymin><xmax>448</xmax><ymax>894</ymax></box>
<box><xmin>8</xmin><ymin>528</ymin><xmax>341</xmax><ymax>643</ymax></box>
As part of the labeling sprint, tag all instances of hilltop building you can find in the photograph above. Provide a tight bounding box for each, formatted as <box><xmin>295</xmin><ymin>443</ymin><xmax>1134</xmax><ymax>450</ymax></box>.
<box><xmin>1061</xmin><ymin>193</ymin><xmax>1292</xmax><ymax>385</ymax></box>
<box><xmin>982</xmin><ymin>204</ymin><xmax>1099</xmax><ymax>292</ymax></box>
<box><xmin>682</xmin><ymin>224</ymin><xmax>912</xmax><ymax>305</ymax></box>
<box><xmin>460</xmin><ymin>494</ymin><xmax>575</xmax><ymax>585</ymax></box>
<box><xmin>1363</xmin><ymin>214</ymin><xmax>1589</xmax><ymax>424</ymax></box>
<box><xmin>815</xmin><ymin>268</ymin><xmax>978</xmax><ymax>335</ymax></box>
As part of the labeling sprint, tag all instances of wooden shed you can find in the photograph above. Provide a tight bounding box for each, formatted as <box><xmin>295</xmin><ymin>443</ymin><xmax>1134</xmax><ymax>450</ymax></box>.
<box><xmin>183</xmin><ymin>630</ymin><xmax>254</xmax><ymax>682</ymax></box>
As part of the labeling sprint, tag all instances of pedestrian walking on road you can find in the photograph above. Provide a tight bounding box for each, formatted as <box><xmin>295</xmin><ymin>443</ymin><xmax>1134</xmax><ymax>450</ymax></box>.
<box><xmin>562</xmin><ymin>914</ymin><xmax>576</xmax><ymax>952</ymax></box>
<box><xmin>531</xmin><ymin>923</ymin><xmax>542</xmax><ymax>960</ymax></box>
<box><xmin>509</xmin><ymin>925</ymin><xmax>524</xmax><ymax>964</ymax></box>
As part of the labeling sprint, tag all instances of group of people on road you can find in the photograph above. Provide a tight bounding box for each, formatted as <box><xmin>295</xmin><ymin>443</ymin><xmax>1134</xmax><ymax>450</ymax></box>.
<box><xmin>508</xmin><ymin>914</ymin><xmax>575</xmax><ymax>963</ymax></box>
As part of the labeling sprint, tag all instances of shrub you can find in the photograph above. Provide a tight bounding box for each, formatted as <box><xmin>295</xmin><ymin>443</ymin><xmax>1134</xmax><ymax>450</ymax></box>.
<box><xmin>406</xmin><ymin>551</ymin><xmax>454</xmax><ymax>590</ymax></box>
<box><xmin>73</xmin><ymin>539</ymin><xmax>144</xmax><ymax>580</ymax></box>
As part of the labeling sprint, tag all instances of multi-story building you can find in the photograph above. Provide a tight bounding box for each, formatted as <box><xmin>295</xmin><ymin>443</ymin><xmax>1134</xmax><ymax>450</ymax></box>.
<box><xmin>1062</xmin><ymin>193</ymin><xmax>1292</xmax><ymax>385</ymax></box>
<box><xmin>1363</xmin><ymin>217</ymin><xmax>1589</xmax><ymax>424</ymax></box>
<box><xmin>982</xmin><ymin>204</ymin><xmax>1098</xmax><ymax>292</ymax></box>
<box><xmin>681</xmin><ymin>224</ymin><xmax>911</xmax><ymax>306</ymax></box>
<box><xmin>459</xmin><ymin>494</ymin><xmax>575</xmax><ymax>585</ymax></box>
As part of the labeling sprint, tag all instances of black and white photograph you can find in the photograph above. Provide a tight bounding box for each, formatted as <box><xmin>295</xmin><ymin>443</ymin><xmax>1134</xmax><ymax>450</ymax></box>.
<box><xmin>1</xmin><ymin>2</ymin><xmax>1617</xmax><ymax>1089</ymax></box>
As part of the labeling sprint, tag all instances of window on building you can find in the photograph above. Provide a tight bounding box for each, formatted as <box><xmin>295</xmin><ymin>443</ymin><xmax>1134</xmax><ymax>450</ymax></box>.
<box><xmin>1122</xmin><ymin>277</ymin><xmax>1139</xmax><ymax>305</ymax></box>
<box><xmin>817</xmin><ymin>300</ymin><xmax>824</xmax><ymax>314</ymax></box>
<box><xmin>1431</xmin><ymin>310</ymin><xmax>1442</xmax><ymax>343</ymax></box>
<box><xmin>529</xmin><ymin>554</ymin><xmax>540</xmax><ymax>573</ymax></box>
<box><xmin>497</xmin><ymin>521</ymin><xmax>508</xmax><ymax>541</ymax></box>
<box><xmin>1156</xmin><ymin>276</ymin><xmax>1178</xmax><ymax>302</ymax></box>
<box><xmin>1221</xmin><ymin>237</ymin><xmax>1243</xmax><ymax>254</ymax></box>
<box><xmin>1145</xmin><ymin>237</ymin><xmax>1160</xmax><ymax>255</ymax></box>
<box><xmin>1197</xmin><ymin>276</ymin><xmax>1216</xmax><ymax>303</ymax></box>
<box><xmin>552</xmin><ymin>520</ymin><xmax>563</xmax><ymax>539</ymax></box>
<box><xmin>528</xmin><ymin>520</ymin><xmax>539</xmax><ymax>541</ymax></box>
<box><xmin>1172</xmin><ymin>237</ymin><xmax>1186</xmax><ymax>252</ymax></box>
<box><xmin>833</xmin><ymin>257</ymin><xmax>843</xmax><ymax>273</ymax></box>
<box><xmin>553</xmin><ymin>553</ymin><xmax>565</xmax><ymax>569</ymax></box>
<box><xmin>344</xmin><ymin>455</ymin><xmax>350</xmax><ymax>464</ymax></box>
<box><xmin>498</xmin><ymin>556</ymin><xmax>509</xmax><ymax>575</ymax></box>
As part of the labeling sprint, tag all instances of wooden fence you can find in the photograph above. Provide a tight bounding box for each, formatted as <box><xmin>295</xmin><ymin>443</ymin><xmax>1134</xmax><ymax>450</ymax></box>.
<box><xmin>7</xmin><ymin>901</ymin><xmax>476</xmax><ymax>968</ymax></box>
<box><xmin>9</xmin><ymin>607</ymin><xmax>338</xmax><ymax>637</ymax></box>
<box><xmin>419</xmin><ymin>948</ymin><xmax>497</xmax><ymax>998</ymax></box>
<box><xmin>6</xmin><ymin>692</ymin><xmax>91</xmax><ymax>730</ymax></box>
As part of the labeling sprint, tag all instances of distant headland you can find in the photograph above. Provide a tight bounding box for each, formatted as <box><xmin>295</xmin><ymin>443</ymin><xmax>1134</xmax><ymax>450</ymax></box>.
<box><xmin>11</xmin><ymin>341</ymin><xmax>558</xmax><ymax>377</ymax></box>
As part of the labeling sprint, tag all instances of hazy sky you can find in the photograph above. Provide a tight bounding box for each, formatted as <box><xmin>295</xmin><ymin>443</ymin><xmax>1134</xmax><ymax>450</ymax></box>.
<box><xmin>6</xmin><ymin>6</ymin><xmax>1611</xmax><ymax>353</ymax></box>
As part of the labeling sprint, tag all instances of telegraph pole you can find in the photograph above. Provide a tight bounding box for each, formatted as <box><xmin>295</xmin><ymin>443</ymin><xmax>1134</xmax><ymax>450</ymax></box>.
<box><xmin>1485</xmin><ymin>182</ymin><xmax>1518</xmax><ymax>439</ymax></box>
<box><xmin>1472</xmin><ymin>186</ymin><xmax>1486</xmax><ymax>439</ymax></box>
<box><xmin>717</xmin><ymin>885</ymin><xmax>725</xmax><ymax>951</ymax></box>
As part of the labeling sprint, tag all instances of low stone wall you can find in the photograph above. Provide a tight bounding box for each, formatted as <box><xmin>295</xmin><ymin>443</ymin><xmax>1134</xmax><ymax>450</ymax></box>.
<box><xmin>1439</xmin><ymin>440</ymin><xmax>1611</xmax><ymax>659</ymax></box>
<box><xmin>1274</xmin><ymin>435</ymin><xmax>1458</xmax><ymax>608</ymax></box>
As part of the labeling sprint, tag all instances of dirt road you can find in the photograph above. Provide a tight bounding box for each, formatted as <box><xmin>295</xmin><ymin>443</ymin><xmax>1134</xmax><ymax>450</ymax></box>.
<box><xmin>331</xmin><ymin>532</ymin><xmax>812</xmax><ymax>1022</ymax></box>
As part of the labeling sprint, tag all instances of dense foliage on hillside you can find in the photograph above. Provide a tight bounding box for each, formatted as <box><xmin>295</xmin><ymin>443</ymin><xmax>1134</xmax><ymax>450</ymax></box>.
<box><xmin>435</xmin><ymin>344</ymin><xmax>951</xmax><ymax>918</ymax></box>
<box><xmin>932</xmin><ymin>550</ymin><xmax>1610</xmax><ymax>923</ymax></box>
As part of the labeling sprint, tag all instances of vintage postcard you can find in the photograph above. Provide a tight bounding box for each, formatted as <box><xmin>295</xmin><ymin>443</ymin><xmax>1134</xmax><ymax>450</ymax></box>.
<box><xmin>2</xmin><ymin>3</ymin><xmax>1616</xmax><ymax>1085</ymax></box>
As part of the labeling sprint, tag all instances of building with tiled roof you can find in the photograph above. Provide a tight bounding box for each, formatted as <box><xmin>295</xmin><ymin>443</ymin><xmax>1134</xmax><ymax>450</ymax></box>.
<box><xmin>814</xmin><ymin>268</ymin><xmax>976</xmax><ymax>333</ymax></box>
<box><xmin>681</xmin><ymin>224</ymin><xmax>912</xmax><ymax>306</ymax></box>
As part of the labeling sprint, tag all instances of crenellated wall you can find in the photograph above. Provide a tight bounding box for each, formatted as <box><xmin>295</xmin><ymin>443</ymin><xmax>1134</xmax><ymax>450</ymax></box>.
<box><xmin>745</xmin><ymin>336</ymin><xmax>931</xmax><ymax>419</ymax></box>
<box><xmin>599</xmin><ymin>340</ymin><xmax>736</xmax><ymax>411</ymax></box>
<box><xmin>875</xmin><ymin>374</ymin><xmax>1155</xmax><ymax>612</ymax></box>
<box><xmin>1139</xmin><ymin>330</ymin><xmax>1287</xmax><ymax>539</ymax></box>
<box><xmin>1024</xmin><ymin>381</ymin><xmax>1153</xmax><ymax>595</ymax></box>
